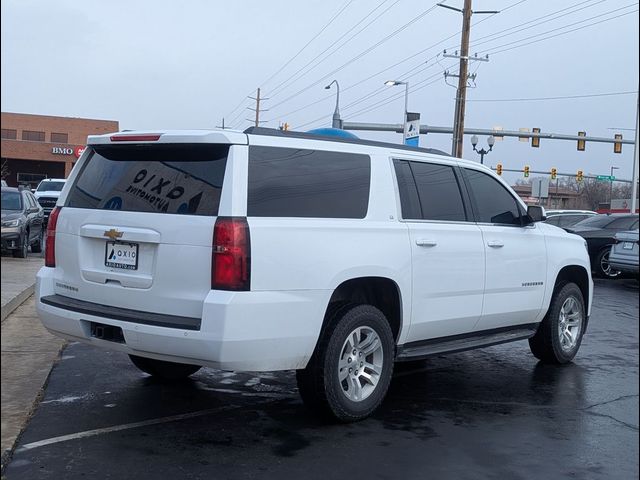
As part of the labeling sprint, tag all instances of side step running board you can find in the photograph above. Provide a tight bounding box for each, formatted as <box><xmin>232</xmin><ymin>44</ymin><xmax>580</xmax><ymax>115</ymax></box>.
<box><xmin>396</xmin><ymin>324</ymin><xmax>539</xmax><ymax>362</ymax></box>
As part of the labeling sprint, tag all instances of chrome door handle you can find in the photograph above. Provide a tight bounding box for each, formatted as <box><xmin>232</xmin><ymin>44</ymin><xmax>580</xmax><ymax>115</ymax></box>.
<box><xmin>487</xmin><ymin>240</ymin><xmax>504</xmax><ymax>248</ymax></box>
<box><xmin>416</xmin><ymin>239</ymin><xmax>438</xmax><ymax>247</ymax></box>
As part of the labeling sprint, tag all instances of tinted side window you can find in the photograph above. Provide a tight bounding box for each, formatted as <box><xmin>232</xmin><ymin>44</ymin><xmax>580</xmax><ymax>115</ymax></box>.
<box><xmin>409</xmin><ymin>161</ymin><xmax>466</xmax><ymax>221</ymax></box>
<box><xmin>66</xmin><ymin>144</ymin><xmax>229</xmax><ymax>216</ymax></box>
<box><xmin>609</xmin><ymin>216</ymin><xmax>639</xmax><ymax>230</ymax></box>
<box><xmin>545</xmin><ymin>216</ymin><xmax>561</xmax><ymax>226</ymax></box>
<box><xmin>247</xmin><ymin>146</ymin><xmax>370</xmax><ymax>218</ymax></box>
<box><xmin>464</xmin><ymin>169</ymin><xmax>522</xmax><ymax>225</ymax></box>
<box><xmin>393</xmin><ymin>160</ymin><xmax>421</xmax><ymax>220</ymax></box>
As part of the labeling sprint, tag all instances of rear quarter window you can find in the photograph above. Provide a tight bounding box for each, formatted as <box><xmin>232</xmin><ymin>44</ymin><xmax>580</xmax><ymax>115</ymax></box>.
<box><xmin>247</xmin><ymin>146</ymin><xmax>370</xmax><ymax>218</ymax></box>
<box><xmin>66</xmin><ymin>144</ymin><xmax>229</xmax><ymax>216</ymax></box>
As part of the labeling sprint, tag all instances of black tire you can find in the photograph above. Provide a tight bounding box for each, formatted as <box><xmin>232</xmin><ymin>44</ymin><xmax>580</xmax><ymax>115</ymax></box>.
<box><xmin>595</xmin><ymin>247</ymin><xmax>621</xmax><ymax>279</ymax></box>
<box><xmin>529</xmin><ymin>282</ymin><xmax>586</xmax><ymax>364</ymax></box>
<box><xmin>31</xmin><ymin>228</ymin><xmax>43</xmax><ymax>254</ymax></box>
<box><xmin>129</xmin><ymin>355</ymin><xmax>201</xmax><ymax>380</ymax></box>
<box><xmin>296</xmin><ymin>304</ymin><xmax>394</xmax><ymax>422</ymax></box>
<box><xmin>13</xmin><ymin>232</ymin><xmax>29</xmax><ymax>258</ymax></box>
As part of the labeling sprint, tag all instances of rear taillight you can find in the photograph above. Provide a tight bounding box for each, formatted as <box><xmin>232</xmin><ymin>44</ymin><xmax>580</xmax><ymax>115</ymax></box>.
<box><xmin>212</xmin><ymin>217</ymin><xmax>250</xmax><ymax>291</ymax></box>
<box><xmin>45</xmin><ymin>207</ymin><xmax>61</xmax><ymax>267</ymax></box>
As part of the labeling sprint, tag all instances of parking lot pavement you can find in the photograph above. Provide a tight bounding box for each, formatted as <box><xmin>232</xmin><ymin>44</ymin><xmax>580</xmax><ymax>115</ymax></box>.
<box><xmin>3</xmin><ymin>279</ymin><xmax>638</xmax><ymax>480</ymax></box>
<box><xmin>1</xmin><ymin>257</ymin><xmax>44</xmax><ymax>322</ymax></box>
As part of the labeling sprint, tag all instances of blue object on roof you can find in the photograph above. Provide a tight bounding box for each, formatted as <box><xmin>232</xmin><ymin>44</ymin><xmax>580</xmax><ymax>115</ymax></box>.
<box><xmin>306</xmin><ymin>128</ymin><xmax>359</xmax><ymax>139</ymax></box>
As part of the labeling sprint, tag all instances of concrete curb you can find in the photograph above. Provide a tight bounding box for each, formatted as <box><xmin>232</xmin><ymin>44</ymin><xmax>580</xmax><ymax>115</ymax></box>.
<box><xmin>0</xmin><ymin>284</ymin><xmax>35</xmax><ymax>324</ymax></box>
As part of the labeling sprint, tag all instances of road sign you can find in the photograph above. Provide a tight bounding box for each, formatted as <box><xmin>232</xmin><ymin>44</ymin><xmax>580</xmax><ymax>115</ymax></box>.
<box><xmin>532</xmin><ymin>177</ymin><xmax>550</xmax><ymax>198</ymax></box>
<box><xmin>404</xmin><ymin>112</ymin><xmax>420</xmax><ymax>147</ymax></box>
<box><xmin>596</xmin><ymin>175</ymin><xmax>616</xmax><ymax>181</ymax></box>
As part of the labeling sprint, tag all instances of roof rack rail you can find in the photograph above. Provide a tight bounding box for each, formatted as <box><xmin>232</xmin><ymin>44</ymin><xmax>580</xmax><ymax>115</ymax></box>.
<box><xmin>243</xmin><ymin>127</ymin><xmax>449</xmax><ymax>157</ymax></box>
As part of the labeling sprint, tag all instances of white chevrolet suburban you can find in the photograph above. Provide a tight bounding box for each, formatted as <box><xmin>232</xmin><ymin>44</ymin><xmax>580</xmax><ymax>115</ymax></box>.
<box><xmin>36</xmin><ymin>127</ymin><xmax>593</xmax><ymax>421</ymax></box>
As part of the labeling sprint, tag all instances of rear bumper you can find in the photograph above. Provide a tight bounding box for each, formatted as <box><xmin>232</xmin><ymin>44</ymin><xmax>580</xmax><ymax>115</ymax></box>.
<box><xmin>609</xmin><ymin>258</ymin><xmax>639</xmax><ymax>274</ymax></box>
<box><xmin>36</xmin><ymin>267</ymin><xmax>329</xmax><ymax>371</ymax></box>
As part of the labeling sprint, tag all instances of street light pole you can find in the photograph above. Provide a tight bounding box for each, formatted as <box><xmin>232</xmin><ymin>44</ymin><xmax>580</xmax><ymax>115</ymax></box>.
<box><xmin>385</xmin><ymin>80</ymin><xmax>409</xmax><ymax>139</ymax></box>
<box><xmin>470</xmin><ymin>135</ymin><xmax>495</xmax><ymax>165</ymax></box>
<box><xmin>325</xmin><ymin>80</ymin><xmax>342</xmax><ymax>129</ymax></box>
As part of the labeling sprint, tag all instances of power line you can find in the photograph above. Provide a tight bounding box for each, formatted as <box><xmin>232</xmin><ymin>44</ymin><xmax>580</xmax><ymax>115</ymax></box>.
<box><xmin>271</xmin><ymin>0</ymin><xmax>528</xmax><ymax>122</ymax></box>
<box><xmin>268</xmin><ymin>0</ymin><xmax>398</xmax><ymax>99</ymax></box>
<box><xmin>467</xmin><ymin>91</ymin><xmax>638</xmax><ymax>102</ymax></box>
<box><xmin>259</xmin><ymin>0</ymin><xmax>355</xmax><ymax>89</ymax></box>
<box><xmin>269</xmin><ymin>3</ymin><xmax>441</xmax><ymax>111</ymax></box>
<box><xmin>479</xmin><ymin>3</ymin><xmax>639</xmax><ymax>55</ymax></box>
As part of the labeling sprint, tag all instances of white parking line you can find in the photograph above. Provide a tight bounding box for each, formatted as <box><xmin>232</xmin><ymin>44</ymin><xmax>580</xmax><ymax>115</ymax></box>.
<box><xmin>16</xmin><ymin>403</ymin><xmax>250</xmax><ymax>452</ymax></box>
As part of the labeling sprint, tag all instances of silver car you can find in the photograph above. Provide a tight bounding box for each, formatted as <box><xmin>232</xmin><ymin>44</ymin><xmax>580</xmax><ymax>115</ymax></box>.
<box><xmin>609</xmin><ymin>230</ymin><xmax>639</xmax><ymax>276</ymax></box>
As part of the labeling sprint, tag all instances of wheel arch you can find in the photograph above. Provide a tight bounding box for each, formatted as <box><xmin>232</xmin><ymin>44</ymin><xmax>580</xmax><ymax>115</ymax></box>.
<box><xmin>320</xmin><ymin>276</ymin><xmax>404</xmax><ymax>344</ymax></box>
<box><xmin>552</xmin><ymin>265</ymin><xmax>591</xmax><ymax>327</ymax></box>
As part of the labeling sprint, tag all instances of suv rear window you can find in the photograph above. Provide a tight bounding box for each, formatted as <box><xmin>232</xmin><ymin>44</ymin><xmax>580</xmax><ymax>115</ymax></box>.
<box><xmin>247</xmin><ymin>146</ymin><xmax>370</xmax><ymax>218</ymax></box>
<box><xmin>66</xmin><ymin>144</ymin><xmax>229</xmax><ymax>216</ymax></box>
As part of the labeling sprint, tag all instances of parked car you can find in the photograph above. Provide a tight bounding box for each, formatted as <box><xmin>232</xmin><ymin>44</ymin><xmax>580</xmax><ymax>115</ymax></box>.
<box><xmin>609</xmin><ymin>230</ymin><xmax>639</xmax><ymax>277</ymax></box>
<box><xmin>566</xmin><ymin>214</ymin><xmax>640</xmax><ymax>278</ymax></box>
<box><xmin>36</xmin><ymin>127</ymin><xmax>593</xmax><ymax>422</ymax></box>
<box><xmin>1</xmin><ymin>186</ymin><xmax>45</xmax><ymax>258</ymax></box>
<box><xmin>34</xmin><ymin>178</ymin><xmax>66</xmax><ymax>222</ymax></box>
<box><xmin>544</xmin><ymin>209</ymin><xmax>598</xmax><ymax>229</ymax></box>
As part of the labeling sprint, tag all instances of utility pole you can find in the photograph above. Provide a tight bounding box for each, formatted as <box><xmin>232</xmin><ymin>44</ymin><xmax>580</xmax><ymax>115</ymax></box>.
<box><xmin>248</xmin><ymin>88</ymin><xmax>268</xmax><ymax>127</ymax></box>
<box><xmin>453</xmin><ymin>0</ymin><xmax>472</xmax><ymax>158</ymax></box>
<box><xmin>631</xmin><ymin>89</ymin><xmax>639</xmax><ymax>213</ymax></box>
<box><xmin>439</xmin><ymin>1</ymin><xmax>497</xmax><ymax>158</ymax></box>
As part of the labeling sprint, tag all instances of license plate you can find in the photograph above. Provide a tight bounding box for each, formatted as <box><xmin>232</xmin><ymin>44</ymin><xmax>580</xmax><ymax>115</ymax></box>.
<box><xmin>105</xmin><ymin>242</ymin><xmax>139</xmax><ymax>270</ymax></box>
<box><xmin>623</xmin><ymin>242</ymin><xmax>634</xmax><ymax>250</ymax></box>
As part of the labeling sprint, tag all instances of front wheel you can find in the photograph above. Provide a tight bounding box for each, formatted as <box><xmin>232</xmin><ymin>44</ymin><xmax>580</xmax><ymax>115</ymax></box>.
<box><xmin>529</xmin><ymin>282</ymin><xmax>586</xmax><ymax>364</ymax></box>
<box><xmin>31</xmin><ymin>228</ymin><xmax>43</xmax><ymax>254</ymax></box>
<box><xmin>296</xmin><ymin>304</ymin><xmax>394</xmax><ymax>422</ymax></box>
<box><xmin>13</xmin><ymin>232</ymin><xmax>29</xmax><ymax>258</ymax></box>
<box><xmin>129</xmin><ymin>355</ymin><xmax>201</xmax><ymax>380</ymax></box>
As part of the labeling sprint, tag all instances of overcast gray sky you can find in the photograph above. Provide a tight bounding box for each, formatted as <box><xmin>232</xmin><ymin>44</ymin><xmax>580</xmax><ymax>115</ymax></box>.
<box><xmin>1</xmin><ymin>0</ymin><xmax>638</xmax><ymax>183</ymax></box>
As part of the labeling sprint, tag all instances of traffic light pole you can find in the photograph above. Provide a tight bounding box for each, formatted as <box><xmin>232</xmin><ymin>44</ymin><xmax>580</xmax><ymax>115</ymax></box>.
<box><xmin>341</xmin><ymin>122</ymin><xmax>635</xmax><ymax>146</ymax></box>
<box><xmin>490</xmin><ymin>167</ymin><xmax>635</xmax><ymax>183</ymax></box>
<box><xmin>631</xmin><ymin>90</ymin><xmax>639</xmax><ymax>213</ymax></box>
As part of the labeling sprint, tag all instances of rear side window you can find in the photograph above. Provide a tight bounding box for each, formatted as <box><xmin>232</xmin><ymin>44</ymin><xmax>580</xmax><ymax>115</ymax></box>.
<box><xmin>247</xmin><ymin>146</ymin><xmax>370</xmax><ymax>218</ymax></box>
<box><xmin>609</xmin><ymin>216</ymin><xmax>639</xmax><ymax>230</ymax></box>
<box><xmin>66</xmin><ymin>144</ymin><xmax>229</xmax><ymax>216</ymax></box>
<box><xmin>464</xmin><ymin>168</ymin><xmax>523</xmax><ymax>225</ymax></box>
<box><xmin>394</xmin><ymin>160</ymin><xmax>466</xmax><ymax>221</ymax></box>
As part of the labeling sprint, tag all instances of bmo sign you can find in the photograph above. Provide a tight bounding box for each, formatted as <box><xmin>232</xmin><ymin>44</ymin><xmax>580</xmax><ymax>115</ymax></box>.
<box><xmin>51</xmin><ymin>146</ymin><xmax>86</xmax><ymax>158</ymax></box>
<box><xmin>52</xmin><ymin>146</ymin><xmax>73</xmax><ymax>155</ymax></box>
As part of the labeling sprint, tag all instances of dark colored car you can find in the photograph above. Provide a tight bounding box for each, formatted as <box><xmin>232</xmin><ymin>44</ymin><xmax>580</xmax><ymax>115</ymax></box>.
<box><xmin>1</xmin><ymin>187</ymin><xmax>45</xmax><ymax>258</ymax></box>
<box><xmin>566</xmin><ymin>213</ymin><xmax>640</xmax><ymax>278</ymax></box>
<box><xmin>544</xmin><ymin>209</ymin><xmax>598</xmax><ymax>229</ymax></box>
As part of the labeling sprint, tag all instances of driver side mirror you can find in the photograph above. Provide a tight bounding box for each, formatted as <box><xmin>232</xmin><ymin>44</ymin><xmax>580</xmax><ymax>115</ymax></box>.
<box><xmin>526</xmin><ymin>205</ymin><xmax>546</xmax><ymax>224</ymax></box>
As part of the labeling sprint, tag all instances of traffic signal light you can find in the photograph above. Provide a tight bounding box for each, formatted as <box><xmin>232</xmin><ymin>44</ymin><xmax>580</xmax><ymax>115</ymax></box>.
<box><xmin>524</xmin><ymin>165</ymin><xmax>530</xmax><ymax>177</ymax></box>
<box><xmin>614</xmin><ymin>133</ymin><xmax>622</xmax><ymax>154</ymax></box>
<box><xmin>496</xmin><ymin>163</ymin><xmax>503</xmax><ymax>176</ymax></box>
<box><xmin>577</xmin><ymin>131</ymin><xmax>586</xmax><ymax>151</ymax></box>
<box><xmin>551</xmin><ymin>167</ymin><xmax>557</xmax><ymax>180</ymax></box>
<box><xmin>577</xmin><ymin>170</ymin><xmax>584</xmax><ymax>182</ymax></box>
<box><xmin>531</xmin><ymin>128</ymin><xmax>540</xmax><ymax>148</ymax></box>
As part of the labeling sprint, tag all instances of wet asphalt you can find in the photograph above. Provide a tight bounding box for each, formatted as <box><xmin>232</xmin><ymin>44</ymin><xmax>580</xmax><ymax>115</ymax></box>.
<box><xmin>4</xmin><ymin>279</ymin><xmax>639</xmax><ymax>480</ymax></box>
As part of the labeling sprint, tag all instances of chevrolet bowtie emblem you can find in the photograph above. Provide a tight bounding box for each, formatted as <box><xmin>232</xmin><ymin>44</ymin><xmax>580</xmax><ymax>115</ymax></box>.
<box><xmin>103</xmin><ymin>228</ymin><xmax>124</xmax><ymax>241</ymax></box>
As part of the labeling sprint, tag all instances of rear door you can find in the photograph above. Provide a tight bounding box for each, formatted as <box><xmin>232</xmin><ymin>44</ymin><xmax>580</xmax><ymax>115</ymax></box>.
<box><xmin>55</xmin><ymin>141</ymin><xmax>232</xmax><ymax>319</ymax></box>
<box><xmin>394</xmin><ymin>159</ymin><xmax>485</xmax><ymax>342</ymax></box>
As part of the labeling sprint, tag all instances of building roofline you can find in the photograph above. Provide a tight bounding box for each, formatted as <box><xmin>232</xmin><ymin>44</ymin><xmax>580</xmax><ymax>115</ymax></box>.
<box><xmin>1</xmin><ymin>111</ymin><xmax>119</xmax><ymax>124</ymax></box>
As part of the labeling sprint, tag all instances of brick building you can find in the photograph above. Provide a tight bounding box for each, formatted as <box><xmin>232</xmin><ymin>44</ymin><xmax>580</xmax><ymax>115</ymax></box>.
<box><xmin>1</xmin><ymin>112</ymin><xmax>119</xmax><ymax>188</ymax></box>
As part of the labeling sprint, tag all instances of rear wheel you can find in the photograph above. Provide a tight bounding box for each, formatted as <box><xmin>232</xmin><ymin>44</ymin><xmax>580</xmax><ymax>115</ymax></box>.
<box><xmin>129</xmin><ymin>355</ymin><xmax>201</xmax><ymax>380</ymax></box>
<box><xmin>529</xmin><ymin>282</ymin><xmax>586</xmax><ymax>364</ymax></box>
<box><xmin>296</xmin><ymin>304</ymin><xmax>394</xmax><ymax>422</ymax></box>
<box><xmin>595</xmin><ymin>247</ymin><xmax>621</xmax><ymax>278</ymax></box>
